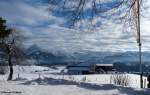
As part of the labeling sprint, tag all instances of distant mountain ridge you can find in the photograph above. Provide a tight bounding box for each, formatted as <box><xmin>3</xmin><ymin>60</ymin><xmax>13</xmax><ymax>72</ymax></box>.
<box><xmin>26</xmin><ymin>45</ymin><xmax>67</xmax><ymax>65</ymax></box>
<box><xmin>25</xmin><ymin>45</ymin><xmax>150</xmax><ymax>72</ymax></box>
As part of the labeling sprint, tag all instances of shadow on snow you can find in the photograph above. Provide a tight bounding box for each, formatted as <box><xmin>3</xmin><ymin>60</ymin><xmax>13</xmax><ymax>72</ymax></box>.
<box><xmin>20</xmin><ymin>77</ymin><xmax>150</xmax><ymax>95</ymax></box>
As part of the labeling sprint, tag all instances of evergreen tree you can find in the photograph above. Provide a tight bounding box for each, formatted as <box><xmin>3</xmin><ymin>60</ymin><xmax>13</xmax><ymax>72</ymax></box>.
<box><xmin>0</xmin><ymin>17</ymin><xmax>11</xmax><ymax>39</ymax></box>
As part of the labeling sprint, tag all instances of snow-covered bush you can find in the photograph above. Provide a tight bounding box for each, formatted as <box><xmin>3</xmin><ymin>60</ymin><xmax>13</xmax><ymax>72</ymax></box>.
<box><xmin>111</xmin><ymin>74</ymin><xmax>130</xmax><ymax>86</ymax></box>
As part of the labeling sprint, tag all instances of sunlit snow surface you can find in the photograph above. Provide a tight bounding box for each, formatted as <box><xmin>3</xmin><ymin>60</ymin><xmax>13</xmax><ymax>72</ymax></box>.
<box><xmin>0</xmin><ymin>66</ymin><xmax>150</xmax><ymax>95</ymax></box>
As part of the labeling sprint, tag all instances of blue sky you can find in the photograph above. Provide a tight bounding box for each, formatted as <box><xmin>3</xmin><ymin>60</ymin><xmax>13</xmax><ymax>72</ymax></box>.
<box><xmin>0</xmin><ymin>0</ymin><xmax>150</xmax><ymax>53</ymax></box>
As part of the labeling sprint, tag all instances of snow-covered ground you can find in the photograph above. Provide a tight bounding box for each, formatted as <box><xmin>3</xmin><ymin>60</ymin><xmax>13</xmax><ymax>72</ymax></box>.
<box><xmin>0</xmin><ymin>65</ymin><xmax>150</xmax><ymax>95</ymax></box>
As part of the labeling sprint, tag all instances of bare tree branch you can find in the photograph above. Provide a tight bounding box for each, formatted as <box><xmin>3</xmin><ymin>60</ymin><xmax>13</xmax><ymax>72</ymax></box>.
<box><xmin>48</xmin><ymin>0</ymin><xmax>144</xmax><ymax>32</ymax></box>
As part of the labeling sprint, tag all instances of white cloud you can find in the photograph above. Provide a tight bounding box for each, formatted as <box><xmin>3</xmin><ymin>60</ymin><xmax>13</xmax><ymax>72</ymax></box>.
<box><xmin>0</xmin><ymin>0</ymin><xmax>64</xmax><ymax>26</ymax></box>
<box><xmin>22</xmin><ymin>24</ymin><xmax>138</xmax><ymax>53</ymax></box>
<box><xmin>0</xmin><ymin>0</ymin><xmax>150</xmax><ymax>53</ymax></box>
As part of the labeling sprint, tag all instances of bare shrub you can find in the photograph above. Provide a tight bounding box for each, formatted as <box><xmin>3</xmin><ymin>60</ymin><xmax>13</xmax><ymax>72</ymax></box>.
<box><xmin>111</xmin><ymin>74</ymin><xmax>130</xmax><ymax>86</ymax></box>
<box><xmin>68</xmin><ymin>75</ymin><xmax>74</xmax><ymax>80</ymax></box>
<box><xmin>81</xmin><ymin>76</ymin><xmax>86</xmax><ymax>82</ymax></box>
<box><xmin>0</xmin><ymin>66</ymin><xmax>8</xmax><ymax>74</ymax></box>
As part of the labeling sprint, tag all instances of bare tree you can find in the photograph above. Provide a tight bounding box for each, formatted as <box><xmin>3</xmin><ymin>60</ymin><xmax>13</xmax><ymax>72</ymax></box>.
<box><xmin>0</xmin><ymin>17</ymin><xmax>24</xmax><ymax>80</ymax></box>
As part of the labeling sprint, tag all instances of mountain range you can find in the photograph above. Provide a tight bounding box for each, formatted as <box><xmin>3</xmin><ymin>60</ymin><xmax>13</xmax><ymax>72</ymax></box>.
<box><xmin>25</xmin><ymin>45</ymin><xmax>150</xmax><ymax>72</ymax></box>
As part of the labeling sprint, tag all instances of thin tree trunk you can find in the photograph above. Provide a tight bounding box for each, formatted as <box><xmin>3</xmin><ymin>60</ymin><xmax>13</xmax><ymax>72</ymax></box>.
<box><xmin>7</xmin><ymin>54</ymin><xmax>13</xmax><ymax>81</ymax></box>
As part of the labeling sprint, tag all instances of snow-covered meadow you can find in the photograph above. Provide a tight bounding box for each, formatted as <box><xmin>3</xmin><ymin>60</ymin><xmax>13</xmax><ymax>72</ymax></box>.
<box><xmin>0</xmin><ymin>65</ymin><xmax>150</xmax><ymax>95</ymax></box>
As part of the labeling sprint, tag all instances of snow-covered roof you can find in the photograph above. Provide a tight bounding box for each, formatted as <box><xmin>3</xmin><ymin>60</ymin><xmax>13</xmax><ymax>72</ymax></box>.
<box><xmin>95</xmin><ymin>64</ymin><xmax>114</xmax><ymax>66</ymax></box>
<box><xmin>75</xmin><ymin>63</ymin><xmax>114</xmax><ymax>67</ymax></box>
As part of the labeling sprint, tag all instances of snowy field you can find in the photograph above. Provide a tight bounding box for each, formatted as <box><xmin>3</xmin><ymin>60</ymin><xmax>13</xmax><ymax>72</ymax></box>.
<box><xmin>0</xmin><ymin>65</ymin><xmax>150</xmax><ymax>95</ymax></box>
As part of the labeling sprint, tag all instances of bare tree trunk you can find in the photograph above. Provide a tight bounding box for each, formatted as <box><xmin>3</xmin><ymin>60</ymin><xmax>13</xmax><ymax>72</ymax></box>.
<box><xmin>7</xmin><ymin>53</ymin><xmax>13</xmax><ymax>81</ymax></box>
